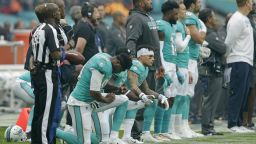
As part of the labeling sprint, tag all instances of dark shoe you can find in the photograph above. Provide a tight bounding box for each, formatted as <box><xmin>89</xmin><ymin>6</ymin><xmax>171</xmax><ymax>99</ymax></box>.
<box><xmin>245</xmin><ymin>123</ymin><xmax>256</xmax><ymax>131</ymax></box>
<box><xmin>202</xmin><ymin>129</ymin><xmax>223</xmax><ymax>136</ymax></box>
<box><xmin>202</xmin><ymin>124</ymin><xmax>224</xmax><ymax>136</ymax></box>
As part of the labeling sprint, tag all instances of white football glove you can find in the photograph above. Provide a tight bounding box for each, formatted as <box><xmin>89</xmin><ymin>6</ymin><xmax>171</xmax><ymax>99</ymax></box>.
<box><xmin>158</xmin><ymin>94</ymin><xmax>169</xmax><ymax>110</ymax></box>
<box><xmin>164</xmin><ymin>87</ymin><xmax>172</xmax><ymax>98</ymax></box>
<box><xmin>139</xmin><ymin>93</ymin><xmax>154</xmax><ymax>104</ymax></box>
<box><xmin>202</xmin><ymin>41</ymin><xmax>209</xmax><ymax>47</ymax></box>
<box><xmin>200</xmin><ymin>46</ymin><xmax>211</xmax><ymax>58</ymax></box>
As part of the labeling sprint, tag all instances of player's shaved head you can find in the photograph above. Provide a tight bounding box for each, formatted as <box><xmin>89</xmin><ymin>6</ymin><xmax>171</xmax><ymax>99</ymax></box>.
<box><xmin>44</xmin><ymin>3</ymin><xmax>61</xmax><ymax>22</ymax></box>
<box><xmin>47</xmin><ymin>0</ymin><xmax>64</xmax><ymax>8</ymax></box>
<box><xmin>112</xmin><ymin>53</ymin><xmax>132</xmax><ymax>73</ymax></box>
<box><xmin>183</xmin><ymin>0</ymin><xmax>197</xmax><ymax>9</ymax></box>
<box><xmin>35</xmin><ymin>4</ymin><xmax>47</xmax><ymax>23</ymax></box>
<box><xmin>70</xmin><ymin>5</ymin><xmax>82</xmax><ymax>23</ymax></box>
<box><xmin>47</xmin><ymin>0</ymin><xmax>65</xmax><ymax>18</ymax></box>
<box><xmin>236</xmin><ymin>0</ymin><xmax>250</xmax><ymax>7</ymax></box>
<box><xmin>133</xmin><ymin>0</ymin><xmax>142</xmax><ymax>7</ymax></box>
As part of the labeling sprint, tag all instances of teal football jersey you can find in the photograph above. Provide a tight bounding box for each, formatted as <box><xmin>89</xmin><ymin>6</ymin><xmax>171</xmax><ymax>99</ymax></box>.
<box><xmin>125</xmin><ymin>60</ymin><xmax>149</xmax><ymax>89</ymax></box>
<box><xmin>163</xmin><ymin>74</ymin><xmax>173</xmax><ymax>92</ymax></box>
<box><xmin>71</xmin><ymin>53</ymin><xmax>113</xmax><ymax>102</ymax></box>
<box><xmin>157</xmin><ymin>19</ymin><xmax>177</xmax><ymax>63</ymax></box>
<box><xmin>183</xmin><ymin>11</ymin><xmax>201</xmax><ymax>60</ymax></box>
<box><xmin>112</xmin><ymin>70</ymin><xmax>128</xmax><ymax>88</ymax></box>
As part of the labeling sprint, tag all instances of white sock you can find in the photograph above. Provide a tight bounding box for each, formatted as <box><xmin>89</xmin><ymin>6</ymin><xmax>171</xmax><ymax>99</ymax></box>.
<box><xmin>143</xmin><ymin>131</ymin><xmax>150</xmax><ymax>134</ymax></box>
<box><xmin>110</xmin><ymin>131</ymin><xmax>118</xmax><ymax>139</ymax></box>
<box><xmin>123</xmin><ymin>119</ymin><xmax>134</xmax><ymax>138</ymax></box>
<box><xmin>101</xmin><ymin>134</ymin><xmax>109</xmax><ymax>142</ymax></box>
<box><xmin>26</xmin><ymin>126</ymin><xmax>31</xmax><ymax>133</ymax></box>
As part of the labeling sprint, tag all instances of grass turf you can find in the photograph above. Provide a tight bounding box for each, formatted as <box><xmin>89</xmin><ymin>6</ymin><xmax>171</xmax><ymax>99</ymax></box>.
<box><xmin>0</xmin><ymin>127</ymin><xmax>256</xmax><ymax>144</ymax></box>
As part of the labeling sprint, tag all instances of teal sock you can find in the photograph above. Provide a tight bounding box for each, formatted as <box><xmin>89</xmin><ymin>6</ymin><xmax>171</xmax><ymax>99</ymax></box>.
<box><xmin>143</xmin><ymin>99</ymin><xmax>157</xmax><ymax>131</ymax></box>
<box><xmin>56</xmin><ymin>106</ymin><xmax>94</xmax><ymax>144</ymax></box>
<box><xmin>56</xmin><ymin>128</ymin><xmax>78</xmax><ymax>144</ymax></box>
<box><xmin>56</xmin><ymin>129</ymin><xmax>99</xmax><ymax>144</ymax></box>
<box><xmin>170</xmin><ymin>96</ymin><xmax>182</xmax><ymax>131</ymax></box>
<box><xmin>20</xmin><ymin>82</ymin><xmax>34</xmax><ymax>98</ymax></box>
<box><xmin>172</xmin><ymin>96</ymin><xmax>182</xmax><ymax>115</ymax></box>
<box><xmin>91</xmin><ymin>132</ymin><xmax>100</xmax><ymax>144</ymax></box>
<box><xmin>182</xmin><ymin>96</ymin><xmax>190</xmax><ymax>120</ymax></box>
<box><xmin>154</xmin><ymin>106</ymin><xmax>165</xmax><ymax>133</ymax></box>
<box><xmin>27</xmin><ymin>106</ymin><xmax>34</xmax><ymax>128</ymax></box>
<box><xmin>125</xmin><ymin>109</ymin><xmax>138</xmax><ymax>119</ymax></box>
<box><xmin>161</xmin><ymin>107</ymin><xmax>172</xmax><ymax>133</ymax></box>
<box><xmin>91</xmin><ymin>112</ymin><xmax>102</xmax><ymax>140</ymax></box>
<box><xmin>112</xmin><ymin>102</ymin><xmax>128</xmax><ymax>132</ymax></box>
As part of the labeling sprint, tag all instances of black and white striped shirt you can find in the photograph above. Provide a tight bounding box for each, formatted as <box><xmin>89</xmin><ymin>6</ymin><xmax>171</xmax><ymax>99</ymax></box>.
<box><xmin>31</xmin><ymin>23</ymin><xmax>60</xmax><ymax>65</ymax></box>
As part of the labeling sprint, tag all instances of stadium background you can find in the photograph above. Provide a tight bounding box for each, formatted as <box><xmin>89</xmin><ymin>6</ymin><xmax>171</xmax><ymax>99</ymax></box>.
<box><xmin>0</xmin><ymin>0</ymin><xmax>256</xmax><ymax>143</ymax></box>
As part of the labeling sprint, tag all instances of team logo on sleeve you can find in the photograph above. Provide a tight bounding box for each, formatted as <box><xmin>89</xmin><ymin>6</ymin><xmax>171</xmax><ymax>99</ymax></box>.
<box><xmin>132</xmin><ymin>66</ymin><xmax>138</xmax><ymax>71</ymax></box>
<box><xmin>99</xmin><ymin>62</ymin><xmax>104</xmax><ymax>68</ymax></box>
<box><xmin>186</xmin><ymin>12</ymin><xmax>192</xmax><ymax>16</ymax></box>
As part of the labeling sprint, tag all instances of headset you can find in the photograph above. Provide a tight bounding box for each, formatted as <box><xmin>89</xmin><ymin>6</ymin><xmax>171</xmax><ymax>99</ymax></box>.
<box><xmin>81</xmin><ymin>2</ymin><xmax>94</xmax><ymax>18</ymax></box>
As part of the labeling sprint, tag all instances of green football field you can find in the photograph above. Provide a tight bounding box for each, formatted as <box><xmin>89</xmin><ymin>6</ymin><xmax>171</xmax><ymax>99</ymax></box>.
<box><xmin>0</xmin><ymin>127</ymin><xmax>256</xmax><ymax>144</ymax></box>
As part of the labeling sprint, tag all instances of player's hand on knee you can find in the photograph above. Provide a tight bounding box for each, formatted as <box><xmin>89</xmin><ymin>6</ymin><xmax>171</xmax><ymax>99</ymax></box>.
<box><xmin>158</xmin><ymin>94</ymin><xmax>169</xmax><ymax>110</ymax></box>
<box><xmin>139</xmin><ymin>93</ymin><xmax>154</xmax><ymax>104</ymax></box>
<box><xmin>119</xmin><ymin>85</ymin><xmax>128</xmax><ymax>94</ymax></box>
<box><xmin>104</xmin><ymin>93</ymin><xmax>115</xmax><ymax>103</ymax></box>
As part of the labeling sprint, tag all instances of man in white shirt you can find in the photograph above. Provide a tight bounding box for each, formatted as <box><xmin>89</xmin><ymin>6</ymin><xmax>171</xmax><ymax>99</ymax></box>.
<box><xmin>225</xmin><ymin>0</ymin><xmax>254</xmax><ymax>133</ymax></box>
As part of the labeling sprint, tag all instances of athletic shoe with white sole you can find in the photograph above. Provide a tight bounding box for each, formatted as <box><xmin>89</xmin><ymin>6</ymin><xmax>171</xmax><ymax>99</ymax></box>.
<box><xmin>122</xmin><ymin>137</ymin><xmax>144</xmax><ymax>144</ymax></box>
<box><xmin>229</xmin><ymin>126</ymin><xmax>249</xmax><ymax>133</ymax></box>
<box><xmin>239</xmin><ymin>126</ymin><xmax>255</xmax><ymax>133</ymax></box>
<box><xmin>160</xmin><ymin>133</ymin><xmax>182</xmax><ymax>140</ymax></box>
<box><xmin>109</xmin><ymin>137</ymin><xmax>127</xmax><ymax>144</ymax></box>
<box><xmin>153</xmin><ymin>134</ymin><xmax>170</xmax><ymax>141</ymax></box>
<box><xmin>140</xmin><ymin>132</ymin><xmax>163</xmax><ymax>143</ymax></box>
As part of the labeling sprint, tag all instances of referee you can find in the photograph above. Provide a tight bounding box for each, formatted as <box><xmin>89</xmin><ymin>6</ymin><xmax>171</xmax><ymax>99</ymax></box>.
<box><xmin>30</xmin><ymin>3</ymin><xmax>64</xmax><ymax>144</ymax></box>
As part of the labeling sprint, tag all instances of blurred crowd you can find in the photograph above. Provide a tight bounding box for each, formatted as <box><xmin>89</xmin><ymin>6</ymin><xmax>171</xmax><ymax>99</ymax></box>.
<box><xmin>0</xmin><ymin>0</ymin><xmax>133</xmax><ymax>14</ymax></box>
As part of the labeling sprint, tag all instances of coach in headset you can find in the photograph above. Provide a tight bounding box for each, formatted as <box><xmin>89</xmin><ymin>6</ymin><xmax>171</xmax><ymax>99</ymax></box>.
<box><xmin>74</xmin><ymin>2</ymin><xmax>102</xmax><ymax>63</ymax></box>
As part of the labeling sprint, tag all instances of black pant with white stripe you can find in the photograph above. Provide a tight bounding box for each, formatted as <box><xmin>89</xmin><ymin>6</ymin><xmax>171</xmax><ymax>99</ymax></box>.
<box><xmin>31</xmin><ymin>68</ymin><xmax>62</xmax><ymax>144</ymax></box>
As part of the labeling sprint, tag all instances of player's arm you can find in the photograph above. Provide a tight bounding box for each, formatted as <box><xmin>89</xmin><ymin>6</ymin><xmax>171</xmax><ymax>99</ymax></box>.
<box><xmin>158</xmin><ymin>31</ymin><xmax>164</xmax><ymax>41</ymax></box>
<box><xmin>176</xmin><ymin>27</ymin><xmax>191</xmax><ymax>52</ymax></box>
<box><xmin>158</xmin><ymin>31</ymin><xmax>167</xmax><ymax>69</ymax></box>
<box><xmin>140</xmin><ymin>80</ymin><xmax>169</xmax><ymax>109</ymax></box>
<box><xmin>127</xmin><ymin>70</ymin><xmax>155</xmax><ymax>102</ymax></box>
<box><xmin>126</xmin><ymin>90</ymin><xmax>140</xmax><ymax>101</ymax></box>
<box><xmin>75</xmin><ymin>38</ymin><xmax>87</xmax><ymax>54</ymax></box>
<box><xmin>139</xmin><ymin>80</ymin><xmax>159</xmax><ymax>98</ymax></box>
<box><xmin>187</xmin><ymin>25</ymin><xmax>205</xmax><ymax>45</ymax></box>
<box><xmin>127</xmin><ymin>70</ymin><xmax>142</xmax><ymax>96</ymax></box>
<box><xmin>90</xmin><ymin>69</ymin><xmax>115</xmax><ymax>103</ymax></box>
<box><xmin>104</xmin><ymin>78</ymin><xmax>119</xmax><ymax>93</ymax></box>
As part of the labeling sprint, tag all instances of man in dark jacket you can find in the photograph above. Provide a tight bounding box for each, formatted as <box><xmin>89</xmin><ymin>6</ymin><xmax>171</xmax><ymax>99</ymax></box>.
<box><xmin>198</xmin><ymin>8</ymin><xmax>226</xmax><ymax>135</ymax></box>
<box><xmin>126</xmin><ymin>0</ymin><xmax>160</xmax><ymax>69</ymax></box>
<box><xmin>106</xmin><ymin>11</ymin><xmax>126</xmax><ymax>56</ymax></box>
